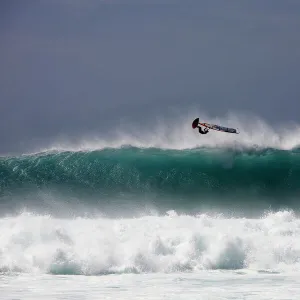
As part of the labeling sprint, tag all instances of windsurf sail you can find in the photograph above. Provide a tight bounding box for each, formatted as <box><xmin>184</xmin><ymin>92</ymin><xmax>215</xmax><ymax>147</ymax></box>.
<box><xmin>192</xmin><ymin>118</ymin><xmax>200</xmax><ymax>129</ymax></box>
<box><xmin>192</xmin><ymin>118</ymin><xmax>239</xmax><ymax>134</ymax></box>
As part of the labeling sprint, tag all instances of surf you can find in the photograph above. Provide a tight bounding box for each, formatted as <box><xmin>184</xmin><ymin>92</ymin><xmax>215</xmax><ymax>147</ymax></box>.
<box><xmin>1</xmin><ymin>210</ymin><xmax>299</xmax><ymax>275</ymax></box>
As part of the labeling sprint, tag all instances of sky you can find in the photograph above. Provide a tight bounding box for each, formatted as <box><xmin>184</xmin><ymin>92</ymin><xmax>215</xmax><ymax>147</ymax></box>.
<box><xmin>1</xmin><ymin>0</ymin><xmax>300</xmax><ymax>154</ymax></box>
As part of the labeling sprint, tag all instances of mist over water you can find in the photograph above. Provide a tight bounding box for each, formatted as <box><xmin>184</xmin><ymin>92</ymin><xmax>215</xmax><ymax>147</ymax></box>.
<box><xmin>25</xmin><ymin>111</ymin><xmax>300</xmax><ymax>153</ymax></box>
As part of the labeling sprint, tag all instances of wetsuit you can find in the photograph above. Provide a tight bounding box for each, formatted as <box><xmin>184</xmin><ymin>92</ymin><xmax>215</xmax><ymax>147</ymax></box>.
<box><xmin>198</xmin><ymin>126</ymin><xmax>209</xmax><ymax>134</ymax></box>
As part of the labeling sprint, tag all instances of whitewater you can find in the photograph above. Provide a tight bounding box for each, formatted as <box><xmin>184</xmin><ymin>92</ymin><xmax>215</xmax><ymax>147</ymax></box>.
<box><xmin>1</xmin><ymin>114</ymin><xmax>300</xmax><ymax>299</ymax></box>
<box><xmin>1</xmin><ymin>211</ymin><xmax>300</xmax><ymax>299</ymax></box>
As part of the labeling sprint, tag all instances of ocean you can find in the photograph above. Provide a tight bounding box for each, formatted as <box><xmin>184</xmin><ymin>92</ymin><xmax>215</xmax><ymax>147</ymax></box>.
<box><xmin>1</xmin><ymin>119</ymin><xmax>300</xmax><ymax>299</ymax></box>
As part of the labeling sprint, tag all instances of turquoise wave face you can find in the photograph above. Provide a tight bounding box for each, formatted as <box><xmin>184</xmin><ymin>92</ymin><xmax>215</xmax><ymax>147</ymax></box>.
<box><xmin>1</xmin><ymin>147</ymin><xmax>300</xmax><ymax>215</ymax></box>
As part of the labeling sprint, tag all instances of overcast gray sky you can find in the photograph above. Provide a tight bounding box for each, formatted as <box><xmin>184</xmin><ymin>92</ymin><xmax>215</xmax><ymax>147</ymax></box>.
<box><xmin>1</xmin><ymin>0</ymin><xmax>300</xmax><ymax>153</ymax></box>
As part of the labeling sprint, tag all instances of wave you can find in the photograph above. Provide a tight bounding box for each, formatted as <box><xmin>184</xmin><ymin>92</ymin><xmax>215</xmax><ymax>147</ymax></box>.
<box><xmin>1</xmin><ymin>211</ymin><xmax>300</xmax><ymax>275</ymax></box>
<box><xmin>1</xmin><ymin>147</ymin><xmax>300</xmax><ymax>216</ymax></box>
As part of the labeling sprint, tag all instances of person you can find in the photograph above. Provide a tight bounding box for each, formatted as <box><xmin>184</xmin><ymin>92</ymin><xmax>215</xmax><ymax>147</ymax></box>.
<box><xmin>197</xmin><ymin>125</ymin><xmax>209</xmax><ymax>134</ymax></box>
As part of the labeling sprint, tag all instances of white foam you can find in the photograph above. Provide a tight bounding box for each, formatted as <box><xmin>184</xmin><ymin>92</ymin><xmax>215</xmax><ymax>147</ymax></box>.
<box><xmin>1</xmin><ymin>210</ymin><xmax>300</xmax><ymax>275</ymax></box>
<box><xmin>34</xmin><ymin>112</ymin><xmax>300</xmax><ymax>153</ymax></box>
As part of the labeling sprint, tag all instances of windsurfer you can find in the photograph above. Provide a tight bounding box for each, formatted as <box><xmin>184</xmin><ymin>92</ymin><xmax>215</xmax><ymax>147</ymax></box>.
<box><xmin>197</xmin><ymin>125</ymin><xmax>209</xmax><ymax>134</ymax></box>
